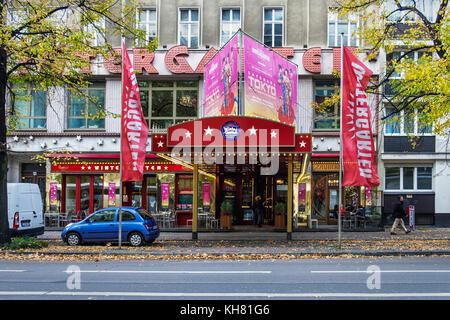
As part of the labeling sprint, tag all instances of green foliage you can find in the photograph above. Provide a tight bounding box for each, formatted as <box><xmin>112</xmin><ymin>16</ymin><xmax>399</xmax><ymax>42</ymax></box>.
<box><xmin>2</xmin><ymin>237</ymin><xmax>48</xmax><ymax>250</ymax></box>
<box><xmin>220</xmin><ymin>201</ymin><xmax>233</xmax><ymax>213</ymax></box>
<box><xmin>333</xmin><ymin>0</ymin><xmax>450</xmax><ymax>135</ymax></box>
<box><xmin>1</xmin><ymin>0</ymin><xmax>158</xmax><ymax>132</ymax></box>
<box><xmin>274</xmin><ymin>202</ymin><xmax>286</xmax><ymax>214</ymax></box>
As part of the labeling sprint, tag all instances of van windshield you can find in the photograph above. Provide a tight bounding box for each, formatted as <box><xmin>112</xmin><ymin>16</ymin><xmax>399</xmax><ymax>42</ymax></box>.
<box><xmin>137</xmin><ymin>208</ymin><xmax>153</xmax><ymax>220</ymax></box>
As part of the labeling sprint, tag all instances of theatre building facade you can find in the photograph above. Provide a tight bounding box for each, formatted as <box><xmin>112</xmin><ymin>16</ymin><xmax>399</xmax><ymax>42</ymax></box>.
<box><xmin>7</xmin><ymin>0</ymin><xmax>447</xmax><ymax>230</ymax></box>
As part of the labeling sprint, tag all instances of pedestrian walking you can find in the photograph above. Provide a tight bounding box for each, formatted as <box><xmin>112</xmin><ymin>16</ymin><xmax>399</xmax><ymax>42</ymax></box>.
<box><xmin>254</xmin><ymin>196</ymin><xmax>265</xmax><ymax>228</ymax></box>
<box><xmin>390</xmin><ymin>196</ymin><xmax>411</xmax><ymax>235</ymax></box>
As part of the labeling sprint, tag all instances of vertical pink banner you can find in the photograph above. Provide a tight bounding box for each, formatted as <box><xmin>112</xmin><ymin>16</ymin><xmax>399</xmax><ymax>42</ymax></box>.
<box><xmin>108</xmin><ymin>183</ymin><xmax>116</xmax><ymax>206</ymax></box>
<box><xmin>49</xmin><ymin>182</ymin><xmax>58</xmax><ymax>204</ymax></box>
<box><xmin>161</xmin><ymin>183</ymin><xmax>169</xmax><ymax>208</ymax></box>
<box><xmin>204</xmin><ymin>33</ymin><xmax>239</xmax><ymax>117</ymax></box>
<box><xmin>243</xmin><ymin>34</ymin><xmax>297</xmax><ymax>125</ymax></box>
<box><xmin>203</xmin><ymin>183</ymin><xmax>211</xmax><ymax>207</ymax></box>
<box><xmin>298</xmin><ymin>183</ymin><xmax>306</xmax><ymax>213</ymax></box>
<box><xmin>298</xmin><ymin>183</ymin><xmax>306</xmax><ymax>203</ymax></box>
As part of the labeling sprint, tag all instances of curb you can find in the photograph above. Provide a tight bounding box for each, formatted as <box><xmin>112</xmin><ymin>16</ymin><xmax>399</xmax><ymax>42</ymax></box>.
<box><xmin>2</xmin><ymin>250</ymin><xmax>450</xmax><ymax>257</ymax></box>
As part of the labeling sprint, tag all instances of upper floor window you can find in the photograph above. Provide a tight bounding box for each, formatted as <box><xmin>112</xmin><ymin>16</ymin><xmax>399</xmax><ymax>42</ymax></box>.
<box><xmin>221</xmin><ymin>8</ymin><xmax>241</xmax><ymax>46</ymax></box>
<box><xmin>384</xmin><ymin>106</ymin><xmax>432</xmax><ymax>135</ymax></box>
<box><xmin>384</xmin><ymin>0</ymin><xmax>439</xmax><ymax>22</ymax></box>
<box><xmin>84</xmin><ymin>17</ymin><xmax>105</xmax><ymax>47</ymax></box>
<box><xmin>179</xmin><ymin>8</ymin><xmax>199</xmax><ymax>48</ymax></box>
<box><xmin>138</xmin><ymin>8</ymin><xmax>157</xmax><ymax>46</ymax></box>
<box><xmin>385</xmin><ymin>166</ymin><xmax>432</xmax><ymax>190</ymax></box>
<box><xmin>139</xmin><ymin>80</ymin><xmax>198</xmax><ymax>130</ymax></box>
<box><xmin>313</xmin><ymin>80</ymin><xmax>339</xmax><ymax>130</ymax></box>
<box><xmin>263</xmin><ymin>8</ymin><xmax>283</xmax><ymax>47</ymax></box>
<box><xmin>328</xmin><ymin>11</ymin><xmax>359</xmax><ymax>47</ymax></box>
<box><xmin>14</xmin><ymin>87</ymin><xmax>47</xmax><ymax>130</ymax></box>
<box><xmin>67</xmin><ymin>82</ymin><xmax>105</xmax><ymax>130</ymax></box>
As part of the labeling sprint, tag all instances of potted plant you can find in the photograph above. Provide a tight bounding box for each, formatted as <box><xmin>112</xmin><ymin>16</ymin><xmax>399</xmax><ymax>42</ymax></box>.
<box><xmin>274</xmin><ymin>202</ymin><xmax>286</xmax><ymax>228</ymax></box>
<box><xmin>220</xmin><ymin>201</ymin><xmax>232</xmax><ymax>229</ymax></box>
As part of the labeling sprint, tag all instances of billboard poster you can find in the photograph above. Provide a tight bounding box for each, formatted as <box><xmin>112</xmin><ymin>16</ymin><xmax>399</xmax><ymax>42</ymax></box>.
<box><xmin>161</xmin><ymin>183</ymin><xmax>170</xmax><ymax>209</ymax></box>
<box><xmin>204</xmin><ymin>33</ymin><xmax>239</xmax><ymax>117</ymax></box>
<box><xmin>243</xmin><ymin>34</ymin><xmax>297</xmax><ymax>125</ymax></box>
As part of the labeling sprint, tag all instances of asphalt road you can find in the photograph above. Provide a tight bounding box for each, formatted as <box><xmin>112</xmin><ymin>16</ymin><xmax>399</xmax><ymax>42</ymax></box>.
<box><xmin>0</xmin><ymin>257</ymin><xmax>449</xmax><ymax>301</ymax></box>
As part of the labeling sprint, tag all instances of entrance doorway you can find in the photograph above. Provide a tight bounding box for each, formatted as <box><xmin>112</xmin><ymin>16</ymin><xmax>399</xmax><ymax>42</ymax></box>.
<box><xmin>21</xmin><ymin>163</ymin><xmax>46</xmax><ymax>212</ymax></box>
<box><xmin>216</xmin><ymin>165</ymin><xmax>286</xmax><ymax>227</ymax></box>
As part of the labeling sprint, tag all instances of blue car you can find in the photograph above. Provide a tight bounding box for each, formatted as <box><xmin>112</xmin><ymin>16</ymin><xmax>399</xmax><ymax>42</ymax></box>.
<box><xmin>61</xmin><ymin>207</ymin><xmax>160</xmax><ymax>247</ymax></box>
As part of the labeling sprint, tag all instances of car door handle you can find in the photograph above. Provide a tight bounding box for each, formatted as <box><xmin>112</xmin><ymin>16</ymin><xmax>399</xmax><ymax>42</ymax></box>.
<box><xmin>109</xmin><ymin>224</ymin><xmax>115</xmax><ymax>226</ymax></box>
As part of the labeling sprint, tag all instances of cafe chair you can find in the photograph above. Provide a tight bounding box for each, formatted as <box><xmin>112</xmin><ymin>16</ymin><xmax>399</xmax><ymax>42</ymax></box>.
<box><xmin>342</xmin><ymin>211</ymin><xmax>354</xmax><ymax>229</ymax></box>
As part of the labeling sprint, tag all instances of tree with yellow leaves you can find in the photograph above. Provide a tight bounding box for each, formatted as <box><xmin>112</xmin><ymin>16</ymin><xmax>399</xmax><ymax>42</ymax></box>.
<box><xmin>0</xmin><ymin>0</ymin><xmax>157</xmax><ymax>244</ymax></box>
<box><xmin>327</xmin><ymin>0</ymin><xmax>449</xmax><ymax>134</ymax></box>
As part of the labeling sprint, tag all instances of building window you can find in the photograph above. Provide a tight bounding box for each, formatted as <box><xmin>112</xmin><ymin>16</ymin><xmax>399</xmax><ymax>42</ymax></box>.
<box><xmin>384</xmin><ymin>107</ymin><xmax>432</xmax><ymax>135</ymax></box>
<box><xmin>137</xmin><ymin>8</ymin><xmax>157</xmax><ymax>46</ymax></box>
<box><xmin>384</xmin><ymin>166</ymin><xmax>432</xmax><ymax>191</ymax></box>
<box><xmin>220</xmin><ymin>8</ymin><xmax>241</xmax><ymax>46</ymax></box>
<box><xmin>139</xmin><ymin>80</ymin><xmax>198</xmax><ymax>130</ymax></box>
<box><xmin>14</xmin><ymin>86</ymin><xmax>47</xmax><ymax>130</ymax></box>
<box><xmin>384</xmin><ymin>0</ymin><xmax>439</xmax><ymax>22</ymax></box>
<box><xmin>83</xmin><ymin>17</ymin><xmax>105</xmax><ymax>47</ymax></box>
<box><xmin>67</xmin><ymin>82</ymin><xmax>105</xmax><ymax>129</ymax></box>
<box><xmin>263</xmin><ymin>8</ymin><xmax>283</xmax><ymax>47</ymax></box>
<box><xmin>313</xmin><ymin>80</ymin><xmax>339</xmax><ymax>130</ymax></box>
<box><xmin>328</xmin><ymin>10</ymin><xmax>358</xmax><ymax>47</ymax></box>
<box><xmin>179</xmin><ymin>8</ymin><xmax>199</xmax><ymax>48</ymax></box>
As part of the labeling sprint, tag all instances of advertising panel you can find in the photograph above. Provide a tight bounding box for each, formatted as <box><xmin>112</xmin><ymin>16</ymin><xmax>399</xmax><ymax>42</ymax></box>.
<box><xmin>204</xmin><ymin>33</ymin><xmax>239</xmax><ymax>117</ymax></box>
<box><xmin>161</xmin><ymin>183</ymin><xmax>170</xmax><ymax>209</ymax></box>
<box><xmin>243</xmin><ymin>34</ymin><xmax>297</xmax><ymax>125</ymax></box>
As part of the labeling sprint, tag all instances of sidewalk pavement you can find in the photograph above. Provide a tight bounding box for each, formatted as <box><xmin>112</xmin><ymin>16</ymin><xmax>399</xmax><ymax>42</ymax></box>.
<box><xmin>29</xmin><ymin>227</ymin><xmax>450</xmax><ymax>257</ymax></box>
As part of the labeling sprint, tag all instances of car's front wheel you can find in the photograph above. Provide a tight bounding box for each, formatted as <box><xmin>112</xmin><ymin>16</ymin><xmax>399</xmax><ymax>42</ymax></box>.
<box><xmin>128</xmin><ymin>232</ymin><xmax>144</xmax><ymax>247</ymax></box>
<box><xmin>66</xmin><ymin>232</ymin><xmax>81</xmax><ymax>246</ymax></box>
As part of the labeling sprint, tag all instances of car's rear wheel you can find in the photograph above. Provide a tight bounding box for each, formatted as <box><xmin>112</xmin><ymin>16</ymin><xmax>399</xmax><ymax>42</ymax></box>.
<box><xmin>128</xmin><ymin>232</ymin><xmax>144</xmax><ymax>247</ymax></box>
<box><xmin>66</xmin><ymin>232</ymin><xmax>81</xmax><ymax>246</ymax></box>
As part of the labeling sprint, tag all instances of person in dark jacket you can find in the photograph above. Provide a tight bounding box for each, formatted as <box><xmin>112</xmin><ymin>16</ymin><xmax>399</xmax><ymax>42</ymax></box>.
<box><xmin>390</xmin><ymin>196</ymin><xmax>411</xmax><ymax>235</ymax></box>
<box><xmin>254</xmin><ymin>196</ymin><xmax>265</xmax><ymax>227</ymax></box>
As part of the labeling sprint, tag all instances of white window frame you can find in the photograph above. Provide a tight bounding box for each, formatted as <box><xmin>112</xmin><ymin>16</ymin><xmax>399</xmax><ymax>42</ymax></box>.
<box><xmin>84</xmin><ymin>17</ymin><xmax>106</xmax><ymax>47</ymax></box>
<box><xmin>384</xmin><ymin>107</ymin><xmax>433</xmax><ymax>136</ymax></box>
<box><xmin>220</xmin><ymin>7</ymin><xmax>241</xmax><ymax>47</ymax></box>
<box><xmin>384</xmin><ymin>0</ymin><xmax>440</xmax><ymax>22</ymax></box>
<box><xmin>178</xmin><ymin>8</ymin><xmax>200</xmax><ymax>49</ymax></box>
<box><xmin>384</xmin><ymin>165</ymin><xmax>433</xmax><ymax>192</ymax></box>
<box><xmin>137</xmin><ymin>7</ymin><xmax>157</xmax><ymax>46</ymax></box>
<box><xmin>262</xmin><ymin>7</ymin><xmax>284</xmax><ymax>47</ymax></box>
<box><xmin>327</xmin><ymin>10</ymin><xmax>359</xmax><ymax>47</ymax></box>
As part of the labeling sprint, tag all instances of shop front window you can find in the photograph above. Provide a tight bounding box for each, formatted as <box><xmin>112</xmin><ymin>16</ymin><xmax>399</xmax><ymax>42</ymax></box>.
<box><xmin>146</xmin><ymin>175</ymin><xmax>157</xmax><ymax>214</ymax></box>
<box><xmin>65</xmin><ymin>176</ymin><xmax>77</xmax><ymax>215</ymax></box>
<box><xmin>63</xmin><ymin>175</ymin><xmax>104</xmax><ymax>214</ymax></box>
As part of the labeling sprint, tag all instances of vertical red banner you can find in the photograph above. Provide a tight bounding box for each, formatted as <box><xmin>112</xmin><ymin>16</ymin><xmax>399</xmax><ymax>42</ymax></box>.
<box><xmin>121</xmin><ymin>42</ymin><xmax>149</xmax><ymax>182</ymax></box>
<box><xmin>341</xmin><ymin>47</ymin><xmax>379</xmax><ymax>187</ymax></box>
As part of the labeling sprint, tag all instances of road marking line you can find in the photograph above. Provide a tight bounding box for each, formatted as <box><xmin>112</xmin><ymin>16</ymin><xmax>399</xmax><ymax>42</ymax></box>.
<box><xmin>1</xmin><ymin>291</ymin><xmax>450</xmax><ymax>298</ymax></box>
<box><xmin>63</xmin><ymin>270</ymin><xmax>272</xmax><ymax>274</ymax></box>
<box><xmin>0</xmin><ymin>270</ymin><xmax>26</xmax><ymax>272</ymax></box>
<box><xmin>313</xmin><ymin>269</ymin><xmax>450</xmax><ymax>273</ymax></box>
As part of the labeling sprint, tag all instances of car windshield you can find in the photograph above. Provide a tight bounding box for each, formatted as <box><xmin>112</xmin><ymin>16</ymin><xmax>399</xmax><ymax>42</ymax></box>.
<box><xmin>137</xmin><ymin>208</ymin><xmax>153</xmax><ymax>220</ymax></box>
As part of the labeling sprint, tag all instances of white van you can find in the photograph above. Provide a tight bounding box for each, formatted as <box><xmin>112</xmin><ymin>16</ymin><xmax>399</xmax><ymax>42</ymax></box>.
<box><xmin>7</xmin><ymin>183</ymin><xmax>44</xmax><ymax>237</ymax></box>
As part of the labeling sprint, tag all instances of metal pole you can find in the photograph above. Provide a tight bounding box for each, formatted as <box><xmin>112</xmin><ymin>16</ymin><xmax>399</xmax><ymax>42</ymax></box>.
<box><xmin>118</xmin><ymin>37</ymin><xmax>124</xmax><ymax>249</ymax></box>
<box><xmin>338</xmin><ymin>33</ymin><xmax>344</xmax><ymax>249</ymax></box>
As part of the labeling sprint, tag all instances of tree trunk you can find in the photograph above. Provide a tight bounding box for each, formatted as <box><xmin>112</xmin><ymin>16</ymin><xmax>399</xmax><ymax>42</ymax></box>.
<box><xmin>0</xmin><ymin>45</ymin><xmax>10</xmax><ymax>245</ymax></box>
